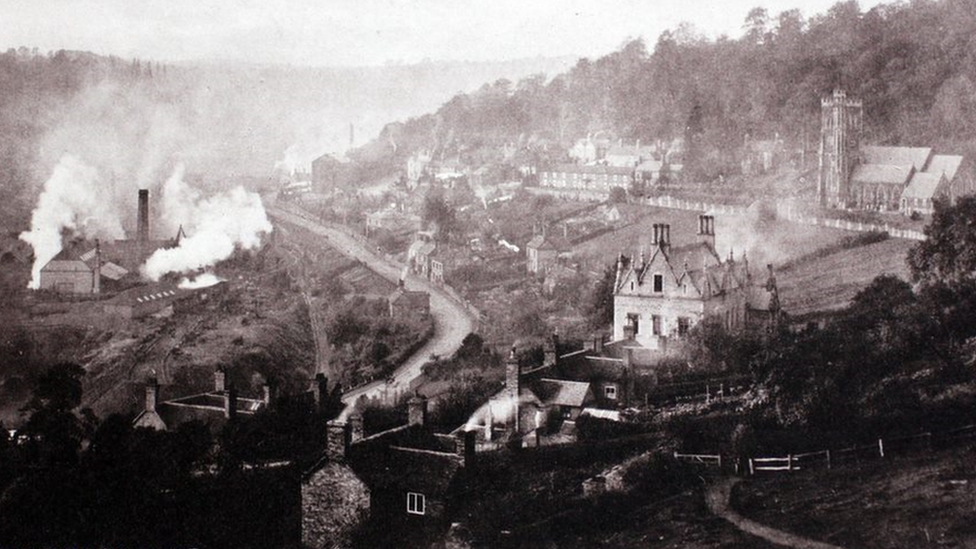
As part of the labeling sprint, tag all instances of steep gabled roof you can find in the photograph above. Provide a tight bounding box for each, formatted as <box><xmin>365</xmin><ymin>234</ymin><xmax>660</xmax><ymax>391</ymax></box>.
<box><xmin>925</xmin><ymin>155</ymin><xmax>964</xmax><ymax>180</ymax></box>
<box><xmin>902</xmin><ymin>172</ymin><xmax>947</xmax><ymax>200</ymax></box>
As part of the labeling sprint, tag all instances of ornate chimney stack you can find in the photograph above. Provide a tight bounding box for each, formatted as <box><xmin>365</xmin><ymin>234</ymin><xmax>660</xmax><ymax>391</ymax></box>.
<box><xmin>697</xmin><ymin>215</ymin><xmax>715</xmax><ymax>249</ymax></box>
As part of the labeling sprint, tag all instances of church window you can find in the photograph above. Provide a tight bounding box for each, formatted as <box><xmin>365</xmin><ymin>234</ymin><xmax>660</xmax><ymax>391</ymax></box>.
<box><xmin>653</xmin><ymin>274</ymin><xmax>663</xmax><ymax>293</ymax></box>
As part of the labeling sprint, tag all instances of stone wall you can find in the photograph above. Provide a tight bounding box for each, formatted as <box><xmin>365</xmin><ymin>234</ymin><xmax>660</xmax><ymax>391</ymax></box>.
<box><xmin>301</xmin><ymin>463</ymin><xmax>370</xmax><ymax>549</ymax></box>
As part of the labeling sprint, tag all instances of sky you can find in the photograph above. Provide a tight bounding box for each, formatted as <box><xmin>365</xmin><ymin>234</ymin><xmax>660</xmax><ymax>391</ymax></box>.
<box><xmin>4</xmin><ymin>0</ymin><xmax>888</xmax><ymax>67</ymax></box>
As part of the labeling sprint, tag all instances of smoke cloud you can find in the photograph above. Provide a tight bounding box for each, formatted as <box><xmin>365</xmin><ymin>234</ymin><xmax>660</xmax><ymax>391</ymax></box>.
<box><xmin>142</xmin><ymin>165</ymin><xmax>272</xmax><ymax>280</ymax></box>
<box><xmin>19</xmin><ymin>155</ymin><xmax>125</xmax><ymax>288</ymax></box>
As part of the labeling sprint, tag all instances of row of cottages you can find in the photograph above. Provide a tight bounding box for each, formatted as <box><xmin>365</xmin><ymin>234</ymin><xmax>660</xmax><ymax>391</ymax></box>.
<box><xmin>539</xmin><ymin>164</ymin><xmax>635</xmax><ymax>192</ymax></box>
<box><xmin>612</xmin><ymin>216</ymin><xmax>781</xmax><ymax>349</ymax></box>
<box><xmin>569</xmin><ymin>135</ymin><xmax>684</xmax><ymax>166</ymax></box>
<box><xmin>134</xmin><ymin>369</ymin><xmax>340</xmax><ymax>432</ymax></box>
<box><xmin>818</xmin><ymin>89</ymin><xmax>969</xmax><ymax>214</ymax></box>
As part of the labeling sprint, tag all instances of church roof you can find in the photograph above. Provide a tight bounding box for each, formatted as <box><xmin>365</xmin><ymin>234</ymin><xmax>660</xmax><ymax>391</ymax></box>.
<box><xmin>851</xmin><ymin>164</ymin><xmax>914</xmax><ymax>186</ymax></box>
<box><xmin>861</xmin><ymin>146</ymin><xmax>933</xmax><ymax>169</ymax></box>
<box><xmin>902</xmin><ymin>172</ymin><xmax>946</xmax><ymax>200</ymax></box>
<box><xmin>925</xmin><ymin>155</ymin><xmax>963</xmax><ymax>180</ymax></box>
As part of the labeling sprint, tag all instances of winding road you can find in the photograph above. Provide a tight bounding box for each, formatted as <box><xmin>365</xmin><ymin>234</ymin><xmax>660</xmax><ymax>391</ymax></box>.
<box><xmin>266</xmin><ymin>204</ymin><xmax>476</xmax><ymax>406</ymax></box>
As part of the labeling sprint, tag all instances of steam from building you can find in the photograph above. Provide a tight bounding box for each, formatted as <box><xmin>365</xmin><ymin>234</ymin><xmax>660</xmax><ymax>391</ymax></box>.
<box><xmin>20</xmin><ymin>155</ymin><xmax>125</xmax><ymax>288</ymax></box>
<box><xmin>178</xmin><ymin>273</ymin><xmax>225</xmax><ymax>289</ymax></box>
<box><xmin>142</xmin><ymin>165</ymin><xmax>272</xmax><ymax>281</ymax></box>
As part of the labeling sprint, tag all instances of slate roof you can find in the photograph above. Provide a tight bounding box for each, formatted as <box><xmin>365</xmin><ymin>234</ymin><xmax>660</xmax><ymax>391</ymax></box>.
<box><xmin>861</xmin><ymin>146</ymin><xmax>933</xmax><ymax>169</ymax></box>
<box><xmin>41</xmin><ymin>259</ymin><xmax>91</xmax><ymax>273</ymax></box>
<box><xmin>546</xmin><ymin>164</ymin><xmax>634</xmax><ymax>176</ymax></box>
<box><xmin>851</xmin><ymin>164</ymin><xmax>914</xmax><ymax>186</ymax></box>
<box><xmin>535</xmin><ymin>379</ymin><xmax>593</xmax><ymax>407</ymax></box>
<box><xmin>926</xmin><ymin>155</ymin><xmax>963</xmax><ymax>180</ymax></box>
<box><xmin>902</xmin><ymin>172</ymin><xmax>946</xmax><ymax>200</ymax></box>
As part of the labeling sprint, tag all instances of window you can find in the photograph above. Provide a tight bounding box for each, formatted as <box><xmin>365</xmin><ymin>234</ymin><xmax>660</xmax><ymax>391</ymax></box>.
<box><xmin>653</xmin><ymin>274</ymin><xmax>663</xmax><ymax>293</ymax></box>
<box><xmin>677</xmin><ymin>317</ymin><xmax>690</xmax><ymax>336</ymax></box>
<box><xmin>652</xmin><ymin>315</ymin><xmax>662</xmax><ymax>336</ymax></box>
<box><xmin>604</xmin><ymin>384</ymin><xmax>618</xmax><ymax>400</ymax></box>
<box><xmin>626</xmin><ymin>313</ymin><xmax>640</xmax><ymax>334</ymax></box>
<box><xmin>407</xmin><ymin>492</ymin><xmax>426</xmax><ymax>515</ymax></box>
<box><xmin>630</xmin><ymin>281</ymin><xmax>635</xmax><ymax>291</ymax></box>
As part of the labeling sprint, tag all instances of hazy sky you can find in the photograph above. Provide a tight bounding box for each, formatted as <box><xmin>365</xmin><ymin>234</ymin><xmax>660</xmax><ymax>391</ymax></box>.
<box><xmin>5</xmin><ymin>0</ymin><xmax>887</xmax><ymax>67</ymax></box>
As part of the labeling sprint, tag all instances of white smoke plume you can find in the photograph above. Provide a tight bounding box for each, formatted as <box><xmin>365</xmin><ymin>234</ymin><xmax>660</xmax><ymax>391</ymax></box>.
<box><xmin>142</xmin><ymin>165</ymin><xmax>272</xmax><ymax>280</ymax></box>
<box><xmin>19</xmin><ymin>155</ymin><xmax>125</xmax><ymax>288</ymax></box>
<box><xmin>178</xmin><ymin>273</ymin><xmax>225</xmax><ymax>289</ymax></box>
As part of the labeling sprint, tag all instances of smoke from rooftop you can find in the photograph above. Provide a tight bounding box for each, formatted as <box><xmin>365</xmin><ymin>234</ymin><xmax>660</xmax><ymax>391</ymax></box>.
<box><xmin>20</xmin><ymin>155</ymin><xmax>126</xmax><ymax>288</ymax></box>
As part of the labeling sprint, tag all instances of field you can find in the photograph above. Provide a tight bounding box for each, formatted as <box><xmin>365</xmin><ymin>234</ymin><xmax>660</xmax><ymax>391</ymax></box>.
<box><xmin>733</xmin><ymin>449</ymin><xmax>976</xmax><ymax>548</ymax></box>
<box><xmin>777</xmin><ymin>237</ymin><xmax>916</xmax><ymax>318</ymax></box>
<box><xmin>570</xmin><ymin>204</ymin><xmax>851</xmax><ymax>278</ymax></box>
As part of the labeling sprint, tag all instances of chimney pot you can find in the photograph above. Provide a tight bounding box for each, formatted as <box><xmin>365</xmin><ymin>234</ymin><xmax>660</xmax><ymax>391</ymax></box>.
<box><xmin>326</xmin><ymin>420</ymin><xmax>351</xmax><ymax>461</ymax></box>
<box><xmin>224</xmin><ymin>387</ymin><xmax>238</xmax><ymax>419</ymax></box>
<box><xmin>408</xmin><ymin>394</ymin><xmax>428</xmax><ymax>427</ymax></box>
<box><xmin>214</xmin><ymin>368</ymin><xmax>226</xmax><ymax>393</ymax></box>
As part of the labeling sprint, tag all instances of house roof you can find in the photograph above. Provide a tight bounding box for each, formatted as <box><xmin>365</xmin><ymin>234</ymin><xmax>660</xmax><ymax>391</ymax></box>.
<box><xmin>41</xmin><ymin>259</ymin><xmax>91</xmax><ymax>273</ymax></box>
<box><xmin>535</xmin><ymin>379</ymin><xmax>593</xmax><ymax>407</ymax></box>
<box><xmin>861</xmin><ymin>146</ymin><xmax>933</xmax><ymax>169</ymax></box>
<box><xmin>925</xmin><ymin>155</ymin><xmax>963</xmax><ymax>180</ymax></box>
<box><xmin>390</xmin><ymin>288</ymin><xmax>430</xmax><ymax>308</ymax></box>
<box><xmin>902</xmin><ymin>172</ymin><xmax>946</xmax><ymax>200</ymax></box>
<box><xmin>850</xmin><ymin>164</ymin><xmax>914</xmax><ymax>186</ymax></box>
<box><xmin>546</xmin><ymin>164</ymin><xmax>634</xmax><ymax>176</ymax></box>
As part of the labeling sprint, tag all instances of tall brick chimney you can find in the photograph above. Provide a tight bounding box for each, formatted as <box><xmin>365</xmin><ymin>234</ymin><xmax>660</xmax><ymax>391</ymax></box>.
<box><xmin>455</xmin><ymin>430</ymin><xmax>476</xmax><ymax>467</ymax></box>
<box><xmin>137</xmin><ymin>189</ymin><xmax>150</xmax><ymax>243</ymax></box>
<box><xmin>223</xmin><ymin>387</ymin><xmax>238</xmax><ymax>419</ymax></box>
<box><xmin>312</xmin><ymin>373</ymin><xmax>328</xmax><ymax>412</ymax></box>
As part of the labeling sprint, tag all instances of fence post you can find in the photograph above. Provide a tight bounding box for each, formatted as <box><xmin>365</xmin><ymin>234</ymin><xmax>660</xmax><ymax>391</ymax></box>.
<box><xmin>826</xmin><ymin>450</ymin><xmax>831</xmax><ymax>470</ymax></box>
<box><xmin>718</xmin><ymin>454</ymin><xmax>723</xmax><ymax>470</ymax></box>
<box><xmin>748</xmin><ymin>458</ymin><xmax>755</xmax><ymax>476</ymax></box>
<box><xmin>878</xmin><ymin>438</ymin><xmax>885</xmax><ymax>458</ymax></box>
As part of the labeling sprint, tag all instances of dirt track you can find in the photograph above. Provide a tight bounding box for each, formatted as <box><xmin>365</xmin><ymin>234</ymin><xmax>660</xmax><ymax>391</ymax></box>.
<box><xmin>706</xmin><ymin>478</ymin><xmax>845</xmax><ymax>549</ymax></box>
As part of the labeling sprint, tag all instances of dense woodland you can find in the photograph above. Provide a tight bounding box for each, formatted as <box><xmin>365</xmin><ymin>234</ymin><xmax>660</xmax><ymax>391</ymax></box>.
<box><xmin>362</xmin><ymin>0</ymin><xmax>976</xmax><ymax>182</ymax></box>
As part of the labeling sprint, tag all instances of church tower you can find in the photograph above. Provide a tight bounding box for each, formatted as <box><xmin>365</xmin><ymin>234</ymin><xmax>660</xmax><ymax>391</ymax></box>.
<box><xmin>818</xmin><ymin>89</ymin><xmax>863</xmax><ymax>208</ymax></box>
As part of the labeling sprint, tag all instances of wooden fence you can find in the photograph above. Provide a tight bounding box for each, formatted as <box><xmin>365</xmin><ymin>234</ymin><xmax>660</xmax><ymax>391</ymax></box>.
<box><xmin>674</xmin><ymin>424</ymin><xmax>976</xmax><ymax>476</ymax></box>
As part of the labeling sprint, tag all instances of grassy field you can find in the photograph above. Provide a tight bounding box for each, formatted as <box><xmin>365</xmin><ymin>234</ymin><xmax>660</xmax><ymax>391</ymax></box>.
<box><xmin>570</xmin><ymin>204</ymin><xmax>850</xmax><ymax>278</ymax></box>
<box><xmin>777</xmin><ymin>237</ymin><xmax>916</xmax><ymax>317</ymax></box>
<box><xmin>733</xmin><ymin>449</ymin><xmax>976</xmax><ymax>548</ymax></box>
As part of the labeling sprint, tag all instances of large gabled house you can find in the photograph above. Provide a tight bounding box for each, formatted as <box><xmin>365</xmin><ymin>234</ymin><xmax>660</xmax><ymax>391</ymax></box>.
<box><xmin>612</xmin><ymin>215</ymin><xmax>780</xmax><ymax>351</ymax></box>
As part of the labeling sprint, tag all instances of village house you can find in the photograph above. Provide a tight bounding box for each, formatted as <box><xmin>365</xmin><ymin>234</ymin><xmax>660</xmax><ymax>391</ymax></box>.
<box><xmin>612</xmin><ymin>216</ymin><xmax>781</xmax><ymax>350</ymax></box>
<box><xmin>568</xmin><ymin>134</ymin><xmax>612</xmax><ymax>164</ymax></box>
<box><xmin>458</xmin><ymin>335</ymin><xmax>659</xmax><ymax>449</ymax></box>
<box><xmin>525</xmin><ymin>228</ymin><xmax>570</xmax><ymax>275</ymax></box>
<box><xmin>740</xmin><ymin>134</ymin><xmax>786</xmax><ymax>175</ymax></box>
<box><xmin>301</xmin><ymin>396</ymin><xmax>476</xmax><ymax>549</ymax></box>
<box><xmin>388</xmin><ymin>279</ymin><xmax>430</xmax><ymax>320</ymax></box>
<box><xmin>604</xmin><ymin>140</ymin><xmax>656</xmax><ymax>168</ymax></box>
<box><xmin>817</xmin><ymin>89</ymin><xmax>969</xmax><ymax>214</ymax></box>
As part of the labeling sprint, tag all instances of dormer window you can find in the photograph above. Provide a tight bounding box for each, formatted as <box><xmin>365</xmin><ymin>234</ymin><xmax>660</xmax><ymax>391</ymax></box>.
<box><xmin>653</xmin><ymin>274</ymin><xmax>663</xmax><ymax>293</ymax></box>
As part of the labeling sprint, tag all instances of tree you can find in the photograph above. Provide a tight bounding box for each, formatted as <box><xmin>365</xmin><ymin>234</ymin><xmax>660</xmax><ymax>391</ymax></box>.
<box><xmin>609</xmin><ymin>186</ymin><xmax>628</xmax><ymax>203</ymax></box>
<box><xmin>20</xmin><ymin>362</ymin><xmax>86</xmax><ymax>466</ymax></box>
<box><xmin>586</xmin><ymin>264</ymin><xmax>617</xmax><ymax>330</ymax></box>
<box><xmin>908</xmin><ymin>197</ymin><xmax>976</xmax><ymax>285</ymax></box>
<box><xmin>421</xmin><ymin>194</ymin><xmax>459</xmax><ymax>241</ymax></box>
